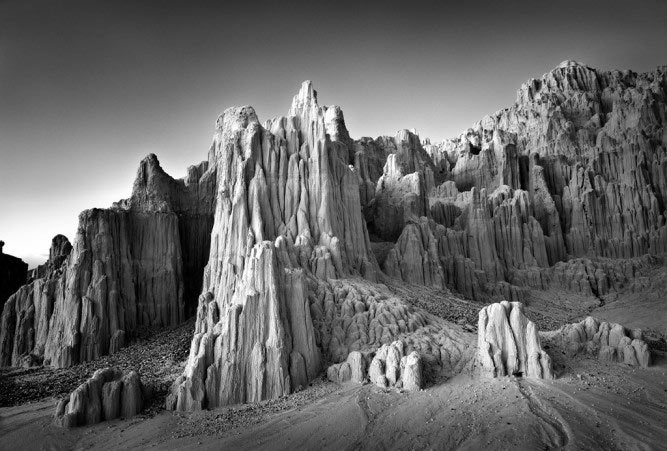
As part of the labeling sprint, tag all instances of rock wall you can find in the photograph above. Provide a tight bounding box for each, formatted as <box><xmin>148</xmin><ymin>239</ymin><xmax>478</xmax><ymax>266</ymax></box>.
<box><xmin>168</xmin><ymin>81</ymin><xmax>381</xmax><ymax>410</ymax></box>
<box><xmin>0</xmin><ymin>154</ymin><xmax>216</xmax><ymax>368</ymax></box>
<box><xmin>168</xmin><ymin>82</ymin><xmax>477</xmax><ymax>411</ymax></box>
<box><xmin>0</xmin><ymin>241</ymin><xmax>28</xmax><ymax>316</ymax></box>
<box><xmin>376</xmin><ymin>62</ymin><xmax>667</xmax><ymax>300</ymax></box>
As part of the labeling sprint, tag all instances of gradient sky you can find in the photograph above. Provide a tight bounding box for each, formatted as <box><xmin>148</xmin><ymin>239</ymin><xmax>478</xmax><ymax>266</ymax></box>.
<box><xmin>1</xmin><ymin>0</ymin><xmax>666</xmax><ymax>267</ymax></box>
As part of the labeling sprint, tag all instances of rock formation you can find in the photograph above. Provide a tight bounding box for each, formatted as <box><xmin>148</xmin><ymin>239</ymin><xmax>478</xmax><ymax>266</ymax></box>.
<box><xmin>27</xmin><ymin>235</ymin><xmax>72</xmax><ymax>281</ymax></box>
<box><xmin>542</xmin><ymin>317</ymin><xmax>651</xmax><ymax>367</ymax></box>
<box><xmin>0</xmin><ymin>236</ymin><xmax>71</xmax><ymax>367</ymax></box>
<box><xmin>477</xmin><ymin>301</ymin><xmax>553</xmax><ymax>379</ymax></box>
<box><xmin>4</xmin><ymin>62</ymin><xmax>662</xmax><ymax>414</ymax></box>
<box><xmin>370</xmin><ymin>62</ymin><xmax>667</xmax><ymax>302</ymax></box>
<box><xmin>54</xmin><ymin>367</ymin><xmax>143</xmax><ymax>427</ymax></box>
<box><xmin>167</xmin><ymin>82</ymin><xmax>477</xmax><ymax>411</ymax></box>
<box><xmin>327</xmin><ymin>342</ymin><xmax>424</xmax><ymax>391</ymax></box>
<box><xmin>0</xmin><ymin>241</ymin><xmax>28</xmax><ymax>316</ymax></box>
<box><xmin>1</xmin><ymin>152</ymin><xmax>216</xmax><ymax>368</ymax></box>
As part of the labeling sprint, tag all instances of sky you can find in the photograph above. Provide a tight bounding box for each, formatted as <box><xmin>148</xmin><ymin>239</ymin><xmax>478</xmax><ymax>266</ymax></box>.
<box><xmin>1</xmin><ymin>0</ymin><xmax>666</xmax><ymax>267</ymax></box>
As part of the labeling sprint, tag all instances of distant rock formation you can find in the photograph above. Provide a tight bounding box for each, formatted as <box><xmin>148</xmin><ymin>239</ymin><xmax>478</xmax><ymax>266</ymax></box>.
<box><xmin>477</xmin><ymin>301</ymin><xmax>553</xmax><ymax>379</ymax></box>
<box><xmin>27</xmin><ymin>235</ymin><xmax>71</xmax><ymax>281</ymax></box>
<box><xmin>0</xmin><ymin>152</ymin><xmax>216</xmax><ymax>368</ymax></box>
<box><xmin>0</xmin><ymin>236</ymin><xmax>70</xmax><ymax>367</ymax></box>
<box><xmin>543</xmin><ymin>316</ymin><xmax>651</xmax><ymax>367</ymax></box>
<box><xmin>0</xmin><ymin>241</ymin><xmax>28</xmax><ymax>316</ymax></box>
<box><xmin>371</xmin><ymin>62</ymin><xmax>667</xmax><ymax>301</ymax></box>
<box><xmin>54</xmin><ymin>367</ymin><xmax>143</xmax><ymax>427</ymax></box>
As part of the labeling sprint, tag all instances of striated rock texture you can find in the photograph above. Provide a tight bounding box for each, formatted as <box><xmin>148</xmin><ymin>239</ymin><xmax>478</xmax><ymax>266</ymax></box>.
<box><xmin>375</xmin><ymin>62</ymin><xmax>667</xmax><ymax>301</ymax></box>
<box><xmin>54</xmin><ymin>367</ymin><xmax>143</xmax><ymax>427</ymax></box>
<box><xmin>0</xmin><ymin>236</ymin><xmax>71</xmax><ymax>367</ymax></box>
<box><xmin>0</xmin><ymin>241</ymin><xmax>28</xmax><ymax>317</ymax></box>
<box><xmin>477</xmin><ymin>301</ymin><xmax>553</xmax><ymax>379</ymax></box>
<box><xmin>327</xmin><ymin>342</ymin><xmax>424</xmax><ymax>391</ymax></box>
<box><xmin>27</xmin><ymin>235</ymin><xmax>72</xmax><ymax>281</ymax></box>
<box><xmin>542</xmin><ymin>317</ymin><xmax>651</xmax><ymax>367</ymax></box>
<box><xmin>168</xmin><ymin>81</ymin><xmax>381</xmax><ymax>410</ymax></box>
<box><xmin>168</xmin><ymin>82</ymin><xmax>477</xmax><ymax>410</ymax></box>
<box><xmin>1</xmin><ymin>153</ymin><xmax>216</xmax><ymax>368</ymax></box>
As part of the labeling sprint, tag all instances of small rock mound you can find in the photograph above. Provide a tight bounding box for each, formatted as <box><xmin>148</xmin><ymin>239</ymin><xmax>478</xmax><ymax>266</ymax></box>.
<box><xmin>327</xmin><ymin>341</ymin><xmax>424</xmax><ymax>391</ymax></box>
<box><xmin>544</xmin><ymin>317</ymin><xmax>651</xmax><ymax>367</ymax></box>
<box><xmin>477</xmin><ymin>301</ymin><xmax>553</xmax><ymax>379</ymax></box>
<box><xmin>54</xmin><ymin>367</ymin><xmax>144</xmax><ymax>427</ymax></box>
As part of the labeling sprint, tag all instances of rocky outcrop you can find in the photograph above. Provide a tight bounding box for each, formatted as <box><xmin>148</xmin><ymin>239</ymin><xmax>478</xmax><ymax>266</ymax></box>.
<box><xmin>167</xmin><ymin>82</ymin><xmax>481</xmax><ymax>410</ymax></box>
<box><xmin>27</xmin><ymin>235</ymin><xmax>72</xmax><ymax>281</ymax></box>
<box><xmin>0</xmin><ymin>241</ymin><xmax>28</xmax><ymax>316</ymax></box>
<box><xmin>1</xmin><ymin>153</ymin><xmax>216</xmax><ymax>369</ymax></box>
<box><xmin>327</xmin><ymin>342</ymin><xmax>424</xmax><ymax>391</ymax></box>
<box><xmin>378</xmin><ymin>62</ymin><xmax>667</xmax><ymax>301</ymax></box>
<box><xmin>542</xmin><ymin>317</ymin><xmax>651</xmax><ymax>367</ymax></box>
<box><xmin>0</xmin><ymin>236</ymin><xmax>70</xmax><ymax>367</ymax></box>
<box><xmin>168</xmin><ymin>81</ymin><xmax>380</xmax><ymax>410</ymax></box>
<box><xmin>366</xmin><ymin>130</ymin><xmax>439</xmax><ymax>242</ymax></box>
<box><xmin>477</xmin><ymin>301</ymin><xmax>553</xmax><ymax>379</ymax></box>
<box><xmin>54</xmin><ymin>367</ymin><xmax>143</xmax><ymax>427</ymax></box>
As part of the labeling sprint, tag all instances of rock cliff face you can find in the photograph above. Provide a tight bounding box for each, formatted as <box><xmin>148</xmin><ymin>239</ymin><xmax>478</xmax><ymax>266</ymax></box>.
<box><xmin>0</xmin><ymin>154</ymin><xmax>216</xmax><ymax>368</ymax></box>
<box><xmin>0</xmin><ymin>241</ymin><xmax>28</xmax><ymax>316</ymax></box>
<box><xmin>168</xmin><ymin>82</ymin><xmax>379</xmax><ymax>410</ymax></box>
<box><xmin>4</xmin><ymin>63</ymin><xmax>663</xmax><ymax>411</ymax></box>
<box><xmin>375</xmin><ymin>62</ymin><xmax>667</xmax><ymax>301</ymax></box>
<box><xmin>168</xmin><ymin>82</ymin><xmax>477</xmax><ymax>410</ymax></box>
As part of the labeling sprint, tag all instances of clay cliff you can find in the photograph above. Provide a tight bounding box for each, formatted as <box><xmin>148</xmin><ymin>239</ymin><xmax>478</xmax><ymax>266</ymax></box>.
<box><xmin>1</xmin><ymin>63</ymin><xmax>663</xmax><ymax>415</ymax></box>
<box><xmin>374</xmin><ymin>61</ymin><xmax>667</xmax><ymax>301</ymax></box>
<box><xmin>0</xmin><ymin>154</ymin><xmax>216</xmax><ymax>368</ymax></box>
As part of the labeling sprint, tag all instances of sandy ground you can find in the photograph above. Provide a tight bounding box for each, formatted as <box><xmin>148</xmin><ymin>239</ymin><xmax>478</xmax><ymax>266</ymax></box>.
<box><xmin>2</xmin><ymin>350</ymin><xmax>665</xmax><ymax>450</ymax></box>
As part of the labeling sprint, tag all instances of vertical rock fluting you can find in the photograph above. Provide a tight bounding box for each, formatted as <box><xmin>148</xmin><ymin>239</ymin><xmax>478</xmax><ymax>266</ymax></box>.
<box><xmin>0</xmin><ymin>236</ymin><xmax>70</xmax><ymax>367</ymax></box>
<box><xmin>0</xmin><ymin>241</ymin><xmax>28</xmax><ymax>316</ymax></box>
<box><xmin>1</xmin><ymin>154</ymin><xmax>217</xmax><ymax>368</ymax></box>
<box><xmin>169</xmin><ymin>81</ymin><xmax>379</xmax><ymax>410</ymax></box>
<box><xmin>378</xmin><ymin>62</ymin><xmax>667</xmax><ymax>300</ymax></box>
<box><xmin>477</xmin><ymin>301</ymin><xmax>553</xmax><ymax>379</ymax></box>
<box><xmin>542</xmin><ymin>316</ymin><xmax>651</xmax><ymax>367</ymax></box>
<box><xmin>54</xmin><ymin>367</ymin><xmax>144</xmax><ymax>427</ymax></box>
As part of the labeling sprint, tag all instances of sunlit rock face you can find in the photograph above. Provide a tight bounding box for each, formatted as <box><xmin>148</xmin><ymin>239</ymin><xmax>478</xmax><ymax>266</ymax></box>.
<box><xmin>477</xmin><ymin>301</ymin><xmax>553</xmax><ymax>379</ymax></box>
<box><xmin>0</xmin><ymin>154</ymin><xmax>216</xmax><ymax>368</ymax></box>
<box><xmin>377</xmin><ymin>62</ymin><xmax>667</xmax><ymax>301</ymax></box>
<box><xmin>0</xmin><ymin>235</ymin><xmax>71</xmax><ymax>367</ymax></box>
<box><xmin>168</xmin><ymin>81</ymin><xmax>381</xmax><ymax>410</ymax></box>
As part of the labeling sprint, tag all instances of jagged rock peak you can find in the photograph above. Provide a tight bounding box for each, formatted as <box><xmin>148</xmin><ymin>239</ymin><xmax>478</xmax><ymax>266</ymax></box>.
<box><xmin>289</xmin><ymin>80</ymin><xmax>318</xmax><ymax>115</ymax></box>
<box><xmin>215</xmin><ymin>106</ymin><xmax>259</xmax><ymax>134</ymax></box>
<box><xmin>556</xmin><ymin>60</ymin><xmax>590</xmax><ymax>70</ymax></box>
